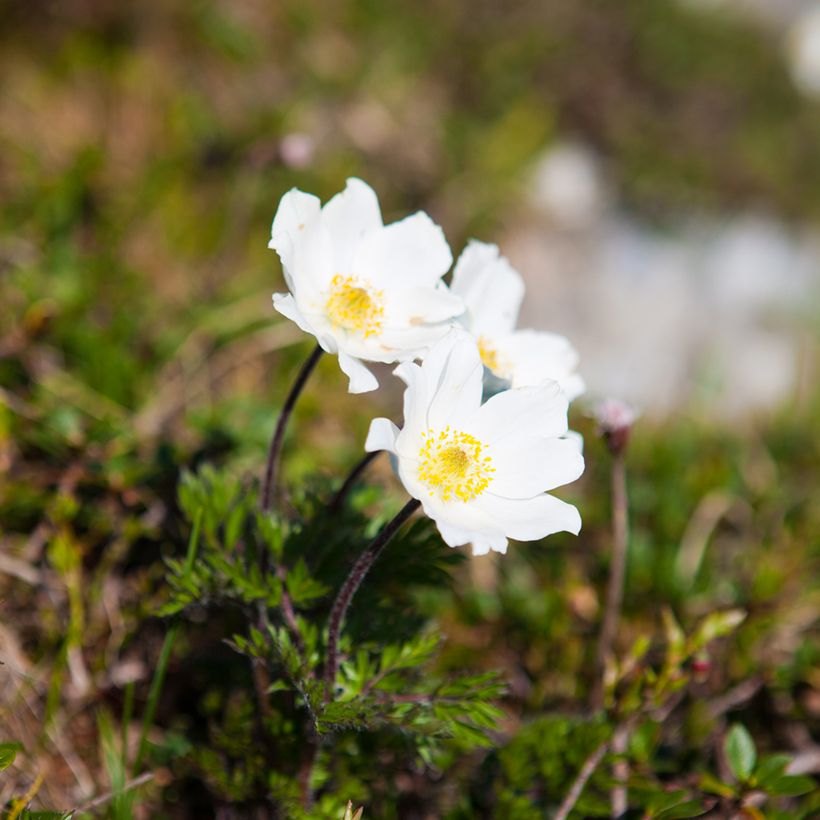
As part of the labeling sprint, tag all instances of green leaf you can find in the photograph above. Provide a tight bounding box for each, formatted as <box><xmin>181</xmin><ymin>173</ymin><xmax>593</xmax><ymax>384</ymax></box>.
<box><xmin>629</xmin><ymin>721</ymin><xmax>660</xmax><ymax>764</ymax></box>
<box><xmin>699</xmin><ymin>772</ymin><xmax>736</xmax><ymax>798</ymax></box>
<box><xmin>692</xmin><ymin>610</ymin><xmax>746</xmax><ymax>649</ymax></box>
<box><xmin>753</xmin><ymin>753</ymin><xmax>790</xmax><ymax>787</ymax></box>
<box><xmin>763</xmin><ymin>775</ymin><xmax>816</xmax><ymax>797</ymax></box>
<box><xmin>725</xmin><ymin>724</ymin><xmax>756</xmax><ymax>783</ymax></box>
<box><xmin>0</xmin><ymin>742</ymin><xmax>21</xmax><ymax>771</ymax></box>
<box><xmin>654</xmin><ymin>800</ymin><xmax>708</xmax><ymax>820</ymax></box>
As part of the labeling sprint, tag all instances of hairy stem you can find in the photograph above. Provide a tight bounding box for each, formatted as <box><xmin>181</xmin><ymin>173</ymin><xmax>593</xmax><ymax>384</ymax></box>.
<box><xmin>328</xmin><ymin>450</ymin><xmax>381</xmax><ymax>513</ymax></box>
<box><xmin>256</xmin><ymin>344</ymin><xmax>321</xmax><ymax>811</ymax></box>
<box><xmin>260</xmin><ymin>343</ymin><xmax>323</xmax><ymax>514</ymax></box>
<box><xmin>592</xmin><ymin>452</ymin><xmax>629</xmax><ymax>711</ymax></box>
<box><xmin>324</xmin><ymin>498</ymin><xmax>421</xmax><ymax>700</ymax></box>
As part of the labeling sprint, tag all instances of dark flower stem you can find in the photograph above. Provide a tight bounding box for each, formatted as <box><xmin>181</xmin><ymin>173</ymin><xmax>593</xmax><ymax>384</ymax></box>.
<box><xmin>260</xmin><ymin>343</ymin><xmax>323</xmax><ymax>514</ymax></box>
<box><xmin>328</xmin><ymin>450</ymin><xmax>381</xmax><ymax>513</ymax></box>
<box><xmin>255</xmin><ymin>343</ymin><xmax>322</xmax><ymax>812</ymax></box>
<box><xmin>324</xmin><ymin>497</ymin><xmax>421</xmax><ymax>700</ymax></box>
<box><xmin>592</xmin><ymin>451</ymin><xmax>629</xmax><ymax>711</ymax></box>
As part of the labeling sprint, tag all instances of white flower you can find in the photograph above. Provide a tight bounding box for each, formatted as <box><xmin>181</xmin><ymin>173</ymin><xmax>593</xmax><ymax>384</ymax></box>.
<box><xmin>450</xmin><ymin>240</ymin><xmax>585</xmax><ymax>400</ymax></box>
<box><xmin>269</xmin><ymin>178</ymin><xmax>464</xmax><ymax>393</ymax></box>
<box><xmin>365</xmin><ymin>330</ymin><xmax>584</xmax><ymax>555</ymax></box>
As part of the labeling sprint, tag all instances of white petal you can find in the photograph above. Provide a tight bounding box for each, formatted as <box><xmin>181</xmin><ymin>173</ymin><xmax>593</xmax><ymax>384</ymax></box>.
<box><xmin>353</xmin><ymin>211</ymin><xmax>452</xmax><ymax>289</ymax></box>
<box><xmin>499</xmin><ymin>329</ymin><xmax>584</xmax><ymax>398</ymax></box>
<box><xmin>423</xmin><ymin>330</ymin><xmax>483</xmax><ymax>430</ymax></box>
<box><xmin>559</xmin><ymin>374</ymin><xmax>586</xmax><ymax>403</ymax></box>
<box><xmin>563</xmin><ymin>430</ymin><xmax>585</xmax><ymax>454</ymax></box>
<box><xmin>478</xmin><ymin>492</ymin><xmax>582</xmax><ymax>539</ymax></box>
<box><xmin>436</xmin><ymin>521</ymin><xmax>474</xmax><ymax>548</ymax></box>
<box><xmin>269</xmin><ymin>189</ymin><xmax>321</xmax><ymax>271</ymax></box>
<box><xmin>489</xmin><ymin>436</ymin><xmax>585</xmax><ymax>498</ymax></box>
<box><xmin>484</xmin><ymin>538</ymin><xmax>508</xmax><ymax>555</ymax></box>
<box><xmin>417</xmin><ymin>492</ymin><xmax>507</xmax><ymax>551</ymax></box>
<box><xmin>338</xmin><ymin>350</ymin><xmax>379</xmax><ymax>393</ymax></box>
<box><xmin>393</xmin><ymin>361</ymin><xmax>428</xmax><ymax>453</ymax></box>
<box><xmin>450</xmin><ymin>241</ymin><xmax>524</xmax><ymax>337</ymax></box>
<box><xmin>273</xmin><ymin>293</ymin><xmax>328</xmax><ymax>346</ymax></box>
<box><xmin>365</xmin><ymin>418</ymin><xmax>399</xmax><ymax>454</ymax></box>
<box><xmin>393</xmin><ymin>330</ymin><xmax>483</xmax><ymax>445</ymax></box>
<box><xmin>321</xmin><ymin>178</ymin><xmax>383</xmax><ymax>272</ymax></box>
<box><xmin>288</xmin><ymin>217</ymin><xmax>336</xmax><ymax>300</ymax></box>
<box><xmin>377</xmin><ymin>323</ymin><xmax>455</xmax><ymax>361</ymax></box>
<box><xmin>383</xmin><ymin>285</ymin><xmax>464</xmax><ymax>328</ymax></box>
<box><xmin>466</xmin><ymin>380</ymin><xmax>569</xmax><ymax>443</ymax></box>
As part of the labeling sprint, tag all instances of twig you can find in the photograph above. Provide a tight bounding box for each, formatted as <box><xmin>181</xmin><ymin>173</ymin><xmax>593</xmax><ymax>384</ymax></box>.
<box><xmin>592</xmin><ymin>452</ymin><xmax>629</xmax><ymax>710</ymax></box>
<box><xmin>706</xmin><ymin>677</ymin><xmax>763</xmax><ymax>719</ymax></box>
<box><xmin>324</xmin><ymin>498</ymin><xmax>421</xmax><ymax>700</ymax></box>
<box><xmin>611</xmin><ymin>723</ymin><xmax>629</xmax><ymax>817</ymax></box>
<box><xmin>69</xmin><ymin>771</ymin><xmax>154</xmax><ymax>815</ymax></box>
<box><xmin>554</xmin><ymin>738</ymin><xmax>609</xmax><ymax>820</ymax></box>
<box><xmin>328</xmin><ymin>451</ymin><xmax>381</xmax><ymax>513</ymax></box>
<box><xmin>260</xmin><ymin>343</ymin><xmax>323</xmax><ymax>514</ymax></box>
<box><xmin>0</xmin><ymin>552</ymin><xmax>41</xmax><ymax>586</ymax></box>
<box><xmin>7</xmin><ymin>773</ymin><xmax>44</xmax><ymax>820</ymax></box>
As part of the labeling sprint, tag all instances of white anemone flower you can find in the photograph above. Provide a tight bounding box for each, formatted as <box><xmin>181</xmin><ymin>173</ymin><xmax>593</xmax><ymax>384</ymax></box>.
<box><xmin>450</xmin><ymin>240</ymin><xmax>585</xmax><ymax>400</ymax></box>
<box><xmin>269</xmin><ymin>178</ymin><xmax>464</xmax><ymax>393</ymax></box>
<box><xmin>365</xmin><ymin>330</ymin><xmax>584</xmax><ymax>555</ymax></box>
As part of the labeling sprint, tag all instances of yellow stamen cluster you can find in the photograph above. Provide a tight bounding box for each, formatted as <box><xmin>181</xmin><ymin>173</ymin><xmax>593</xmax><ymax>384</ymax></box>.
<box><xmin>417</xmin><ymin>427</ymin><xmax>494</xmax><ymax>502</ymax></box>
<box><xmin>478</xmin><ymin>336</ymin><xmax>511</xmax><ymax>379</ymax></box>
<box><xmin>325</xmin><ymin>274</ymin><xmax>384</xmax><ymax>337</ymax></box>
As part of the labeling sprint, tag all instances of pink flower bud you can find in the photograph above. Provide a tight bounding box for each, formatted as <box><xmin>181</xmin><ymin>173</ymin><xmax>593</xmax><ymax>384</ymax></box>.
<box><xmin>593</xmin><ymin>398</ymin><xmax>637</xmax><ymax>456</ymax></box>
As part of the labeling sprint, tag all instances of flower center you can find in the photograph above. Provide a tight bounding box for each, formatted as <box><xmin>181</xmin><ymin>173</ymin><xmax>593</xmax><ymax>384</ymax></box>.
<box><xmin>325</xmin><ymin>274</ymin><xmax>384</xmax><ymax>338</ymax></box>
<box><xmin>478</xmin><ymin>336</ymin><xmax>511</xmax><ymax>379</ymax></box>
<box><xmin>417</xmin><ymin>427</ymin><xmax>494</xmax><ymax>502</ymax></box>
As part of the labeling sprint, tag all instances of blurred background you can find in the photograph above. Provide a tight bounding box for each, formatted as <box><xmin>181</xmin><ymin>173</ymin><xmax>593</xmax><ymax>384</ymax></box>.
<box><xmin>3</xmin><ymin>0</ymin><xmax>820</xmax><ymax>423</ymax></box>
<box><xmin>1</xmin><ymin>0</ymin><xmax>819</xmax><ymax>815</ymax></box>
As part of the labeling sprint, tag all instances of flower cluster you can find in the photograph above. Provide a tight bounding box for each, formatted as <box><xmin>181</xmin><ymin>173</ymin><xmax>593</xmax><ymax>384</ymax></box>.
<box><xmin>270</xmin><ymin>178</ymin><xmax>585</xmax><ymax>554</ymax></box>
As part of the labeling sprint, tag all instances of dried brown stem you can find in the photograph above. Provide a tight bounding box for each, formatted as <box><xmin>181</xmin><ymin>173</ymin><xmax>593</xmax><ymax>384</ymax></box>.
<box><xmin>592</xmin><ymin>452</ymin><xmax>629</xmax><ymax>711</ymax></box>
<box><xmin>554</xmin><ymin>738</ymin><xmax>610</xmax><ymax>820</ymax></box>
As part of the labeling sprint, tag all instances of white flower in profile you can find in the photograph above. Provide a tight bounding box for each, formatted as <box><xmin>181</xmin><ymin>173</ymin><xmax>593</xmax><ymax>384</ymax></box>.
<box><xmin>269</xmin><ymin>178</ymin><xmax>464</xmax><ymax>393</ymax></box>
<box><xmin>450</xmin><ymin>241</ymin><xmax>585</xmax><ymax>400</ymax></box>
<box><xmin>365</xmin><ymin>330</ymin><xmax>584</xmax><ymax>555</ymax></box>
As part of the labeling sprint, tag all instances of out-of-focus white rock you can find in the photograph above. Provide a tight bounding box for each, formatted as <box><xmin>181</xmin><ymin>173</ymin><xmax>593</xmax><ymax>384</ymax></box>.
<box><xmin>504</xmin><ymin>144</ymin><xmax>819</xmax><ymax>419</ymax></box>
<box><xmin>789</xmin><ymin>6</ymin><xmax>820</xmax><ymax>96</ymax></box>
<box><xmin>529</xmin><ymin>142</ymin><xmax>608</xmax><ymax>229</ymax></box>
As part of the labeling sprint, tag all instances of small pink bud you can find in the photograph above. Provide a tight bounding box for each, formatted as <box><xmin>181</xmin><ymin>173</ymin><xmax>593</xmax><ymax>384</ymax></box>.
<box><xmin>279</xmin><ymin>132</ymin><xmax>315</xmax><ymax>169</ymax></box>
<box><xmin>593</xmin><ymin>398</ymin><xmax>637</xmax><ymax>456</ymax></box>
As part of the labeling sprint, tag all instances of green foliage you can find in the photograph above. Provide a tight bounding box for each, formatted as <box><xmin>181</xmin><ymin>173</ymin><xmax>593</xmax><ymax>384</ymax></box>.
<box><xmin>0</xmin><ymin>744</ymin><xmax>21</xmax><ymax>773</ymax></box>
<box><xmin>2</xmin><ymin>1</ymin><xmax>820</xmax><ymax>815</ymax></box>
<box><xmin>158</xmin><ymin>464</ymin><xmax>504</xmax><ymax>810</ymax></box>
<box><xmin>725</xmin><ymin>723</ymin><xmax>756</xmax><ymax>783</ymax></box>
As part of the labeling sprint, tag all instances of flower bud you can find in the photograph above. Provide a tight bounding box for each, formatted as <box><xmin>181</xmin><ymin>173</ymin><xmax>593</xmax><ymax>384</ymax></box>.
<box><xmin>593</xmin><ymin>398</ymin><xmax>637</xmax><ymax>456</ymax></box>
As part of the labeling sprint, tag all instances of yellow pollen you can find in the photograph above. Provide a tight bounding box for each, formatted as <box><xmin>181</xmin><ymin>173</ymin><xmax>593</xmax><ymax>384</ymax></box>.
<box><xmin>417</xmin><ymin>427</ymin><xmax>494</xmax><ymax>503</ymax></box>
<box><xmin>478</xmin><ymin>336</ymin><xmax>511</xmax><ymax>379</ymax></box>
<box><xmin>325</xmin><ymin>274</ymin><xmax>384</xmax><ymax>337</ymax></box>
